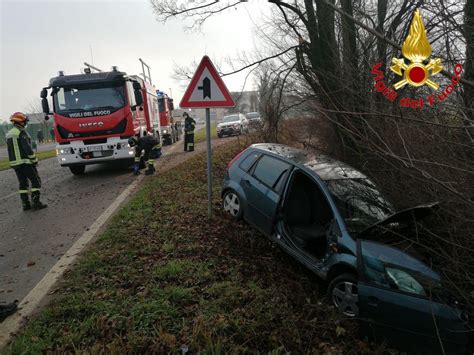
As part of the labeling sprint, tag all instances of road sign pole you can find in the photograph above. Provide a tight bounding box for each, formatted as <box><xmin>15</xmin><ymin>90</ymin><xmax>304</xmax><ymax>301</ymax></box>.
<box><xmin>179</xmin><ymin>56</ymin><xmax>235</xmax><ymax>219</ymax></box>
<box><xmin>205</xmin><ymin>107</ymin><xmax>213</xmax><ymax>219</ymax></box>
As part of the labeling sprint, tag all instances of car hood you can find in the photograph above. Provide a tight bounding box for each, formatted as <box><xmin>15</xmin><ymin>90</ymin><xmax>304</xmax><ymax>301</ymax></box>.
<box><xmin>218</xmin><ymin>121</ymin><xmax>239</xmax><ymax>127</ymax></box>
<box><xmin>356</xmin><ymin>202</ymin><xmax>439</xmax><ymax>237</ymax></box>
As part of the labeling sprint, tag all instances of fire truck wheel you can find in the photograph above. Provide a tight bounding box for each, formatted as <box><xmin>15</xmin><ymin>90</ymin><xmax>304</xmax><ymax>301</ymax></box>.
<box><xmin>69</xmin><ymin>165</ymin><xmax>85</xmax><ymax>175</ymax></box>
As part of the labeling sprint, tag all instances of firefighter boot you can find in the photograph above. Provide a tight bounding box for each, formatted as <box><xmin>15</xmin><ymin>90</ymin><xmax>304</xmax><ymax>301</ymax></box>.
<box><xmin>0</xmin><ymin>301</ymin><xmax>18</xmax><ymax>321</ymax></box>
<box><xmin>145</xmin><ymin>164</ymin><xmax>155</xmax><ymax>175</ymax></box>
<box><xmin>133</xmin><ymin>163</ymin><xmax>140</xmax><ymax>175</ymax></box>
<box><xmin>31</xmin><ymin>191</ymin><xmax>48</xmax><ymax>210</ymax></box>
<box><xmin>20</xmin><ymin>193</ymin><xmax>31</xmax><ymax>211</ymax></box>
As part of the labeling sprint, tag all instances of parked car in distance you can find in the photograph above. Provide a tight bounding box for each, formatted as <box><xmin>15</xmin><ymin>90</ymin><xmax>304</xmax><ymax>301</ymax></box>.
<box><xmin>217</xmin><ymin>114</ymin><xmax>248</xmax><ymax>138</ymax></box>
<box><xmin>221</xmin><ymin>143</ymin><xmax>468</xmax><ymax>354</ymax></box>
<box><xmin>246</xmin><ymin>112</ymin><xmax>262</xmax><ymax>132</ymax></box>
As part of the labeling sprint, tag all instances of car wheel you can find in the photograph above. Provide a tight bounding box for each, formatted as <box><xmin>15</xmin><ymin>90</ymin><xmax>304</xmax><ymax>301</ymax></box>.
<box><xmin>223</xmin><ymin>190</ymin><xmax>243</xmax><ymax>220</ymax></box>
<box><xmin>217</xmin><ymin>133</ymin><xmax>222</xmax><ymax>138</ymax></box>
<box><xmin>328</xmin><ymin>273</ymin><xmax>358</xmax><ymax>317</ymax></box>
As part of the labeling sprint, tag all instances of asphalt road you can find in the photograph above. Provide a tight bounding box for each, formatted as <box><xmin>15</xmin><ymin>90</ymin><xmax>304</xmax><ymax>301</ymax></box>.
<box><xmin>0</xmin><ymin>142</ymin><xmax>57</xmax><ymax>160</ymax></box>
<box><xmin>0</xmin><ymin>143</ymin><xmax>179</xmax><ymax>304</ymax></box>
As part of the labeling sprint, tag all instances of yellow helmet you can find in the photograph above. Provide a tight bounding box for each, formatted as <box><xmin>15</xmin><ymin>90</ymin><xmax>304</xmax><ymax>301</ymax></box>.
<box><xmin>10</xmin><ymin>112</ymin><xmax>29</xmax><ymax>125</ymax></box>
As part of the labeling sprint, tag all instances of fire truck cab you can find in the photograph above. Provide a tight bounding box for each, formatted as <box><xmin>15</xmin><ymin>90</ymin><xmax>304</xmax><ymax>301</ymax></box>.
<box><xmin>41</xmin><ymin>68</ymin><xmax>160</xmax><ymax>175</ymax></box>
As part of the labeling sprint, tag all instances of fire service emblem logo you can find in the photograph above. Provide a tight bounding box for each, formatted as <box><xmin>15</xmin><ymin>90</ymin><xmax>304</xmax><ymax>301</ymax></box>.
<box><xmin>390</xmin><ymin>9</ymin><xmax>443</xmax><ymax>90</ymax></box>
<box><xmin>371</xmin><ymin>8</ymin><xmax>463</xmax><ymax>109</ymax></box>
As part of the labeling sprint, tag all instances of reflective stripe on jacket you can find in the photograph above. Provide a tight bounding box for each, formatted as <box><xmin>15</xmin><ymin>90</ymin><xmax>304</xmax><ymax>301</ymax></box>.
<box><xmin>6</xmin><ymin>127</ymin><xmax>36</xmax><ymax>168</ymax></box>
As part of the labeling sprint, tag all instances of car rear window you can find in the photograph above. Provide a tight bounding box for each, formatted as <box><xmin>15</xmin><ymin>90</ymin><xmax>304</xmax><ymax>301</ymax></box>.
<box><xmin>239</xmin><ymin>152</ymin><xmax>260</xmax><ymax>172</ymax></box>
<box><xmin>253</xmin><ymin>155</ymin><xmax>291</xmax><ymax>189</ymax></box>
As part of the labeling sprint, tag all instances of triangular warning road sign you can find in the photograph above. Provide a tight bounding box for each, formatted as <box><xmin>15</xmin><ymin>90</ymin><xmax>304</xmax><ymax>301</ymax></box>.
<box><xmin>180</xmin><ymin>56</ymin><xmax>235</xmax><ymax>108</ymax></box>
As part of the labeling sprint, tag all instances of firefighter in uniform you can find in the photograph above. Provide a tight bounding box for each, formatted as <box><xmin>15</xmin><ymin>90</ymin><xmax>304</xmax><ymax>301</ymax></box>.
<box><xmin>183</xmin><ymin>112</ymin><xmax>196</xmax><ymax>152</ymax></box>
<box><xmin>6</xmin><ymin>112</ymin><xmax>47</xmax><ymax>211</ymax></box>
<box><xmin>128</xmin><ymin>132</ymin><xmax>162</xmax><ymax>175</ymax></box>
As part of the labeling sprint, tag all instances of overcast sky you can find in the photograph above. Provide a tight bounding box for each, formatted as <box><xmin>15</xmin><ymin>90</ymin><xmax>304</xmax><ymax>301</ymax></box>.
<box><xmin>0</xmin><ymin>0</ymin><xmax>271</xmax><ymax>121</ymax></box>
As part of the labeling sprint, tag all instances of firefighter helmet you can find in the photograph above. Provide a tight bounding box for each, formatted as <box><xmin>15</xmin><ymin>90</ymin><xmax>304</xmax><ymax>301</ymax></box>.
<box><xmin>128</xmin><ymin>137</ymin><xmax>138</xmax><ymax>147</ymax></box>
<box><xmin>10</xmin><ymin>112</ymin><xmax>29</xmax><ymax>125</ymax></box>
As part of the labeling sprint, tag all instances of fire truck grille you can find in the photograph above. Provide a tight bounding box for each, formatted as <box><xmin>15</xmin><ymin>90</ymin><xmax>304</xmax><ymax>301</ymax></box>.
<box><xmin>57</xmin><ymin>119</ymin><xmax>127</xmax><ymax>139</ymax></box>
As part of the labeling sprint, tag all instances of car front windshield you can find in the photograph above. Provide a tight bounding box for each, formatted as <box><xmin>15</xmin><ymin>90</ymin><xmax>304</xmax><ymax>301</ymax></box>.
<box><xmin>53</xmin><ymin>83</ymin><xmax>125</xmax><ymax>114</ymax></box>
<box><xmin>222</xmin><ymin>115</ymin><xmax>239</xmax><ymax>123</ymax></box>
<box><xmin>327</xmin><ymin>178</ymin><xmax>395</xmax><ymax>232</ymax></box>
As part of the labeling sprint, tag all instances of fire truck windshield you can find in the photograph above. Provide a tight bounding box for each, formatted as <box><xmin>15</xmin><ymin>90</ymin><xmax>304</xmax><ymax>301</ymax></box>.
<box><xmin>53</xmin><ymin>83</ymin><xmax>125</xmax><ymax>115</ymax></box>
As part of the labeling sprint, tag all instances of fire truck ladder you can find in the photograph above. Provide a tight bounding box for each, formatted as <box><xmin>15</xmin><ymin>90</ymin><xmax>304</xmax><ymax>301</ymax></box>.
<box><xmin>139</xmin><ymin>58</ymin><xmax>153</xmax><ymax>85</ymax></box>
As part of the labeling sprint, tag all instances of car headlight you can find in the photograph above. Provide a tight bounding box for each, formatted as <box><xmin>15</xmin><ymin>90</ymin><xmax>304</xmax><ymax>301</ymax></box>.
<box><xmin>233</xmin><ymin>123</ymin><xmax>240</xmax><ymax>129</ymax></box>
<box><xmin>59</xmin><ymin>148</ymin><xmax>72</xmax><ymax>155</ymax></box>
<box><xmin>163</xmin><ymin>129</ymin><xmax>168</xmax><ymax>134</ymax></box>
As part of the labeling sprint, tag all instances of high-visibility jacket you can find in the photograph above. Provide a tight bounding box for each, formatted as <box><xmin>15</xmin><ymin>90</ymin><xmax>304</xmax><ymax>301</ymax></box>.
<box><xmin>6</xmin><ymin>126</ymin><xmax>37</xmax><ymax>169</ymax></box>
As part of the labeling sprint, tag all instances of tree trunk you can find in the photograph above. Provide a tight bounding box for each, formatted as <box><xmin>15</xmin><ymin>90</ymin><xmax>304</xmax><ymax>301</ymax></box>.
<box><xmin>315</xmin><ymin>0</ymin><xmax>340</xmax><ymax>99</ymax></box>
<box><xmin>464</xmin><ymin>0</ymin><xmax>474</xmax><ymax>115</ymax></box>
<box><xmin>376</xmin><ymin>0</ymin><xmax>388</xmax><ymax>65</ymax></box>
<box><xmin>341</xmin><ymin>0</ymin><xmax>360</xmax><ymax>110</ymax></box>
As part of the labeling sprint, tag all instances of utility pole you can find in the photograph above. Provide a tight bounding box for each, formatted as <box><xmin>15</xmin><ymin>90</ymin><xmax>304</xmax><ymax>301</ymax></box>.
<box><xmin>89</xmin><ymin>44</ymin><xmax>94</xmax><ymax>65</ymax></box>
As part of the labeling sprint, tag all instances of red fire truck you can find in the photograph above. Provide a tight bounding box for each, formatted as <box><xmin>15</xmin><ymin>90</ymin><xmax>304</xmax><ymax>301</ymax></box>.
<box><xmin>157</xmin><ymin>90</ymin><xmax>179</xmax><ymax>145</ymax></box>
<box><xmin>40</xmin><ymin>66</ymin><xmax>160</xmax><ymax>174</ymax></box>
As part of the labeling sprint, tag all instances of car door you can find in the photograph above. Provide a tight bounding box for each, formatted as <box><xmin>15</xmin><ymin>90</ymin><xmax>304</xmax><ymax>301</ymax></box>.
<box><xmin>240</xmin><ymin>154</ymin><xmax>291</xmax><ymax>235</ymax></box>
<box><xmin>357</xmin><ymin>240</ymin><xmax>467</xmax><ymax>354</ymax></box>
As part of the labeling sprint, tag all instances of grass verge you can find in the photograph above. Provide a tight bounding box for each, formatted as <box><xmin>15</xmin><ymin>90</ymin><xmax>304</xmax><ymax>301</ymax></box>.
<box><xmin>8</xmin><ymin>140</ymin><xmax>382</xmax><ymax>354</ymax></box>
<box><xmin>194</xmin><ymin>123</ymin><xmax>217</xmax><ymax>144</ymax></box>
<box><xmin>0</xmin><ymin>150</ymin><xmax>56</xmax><ymax>171</ymax></box>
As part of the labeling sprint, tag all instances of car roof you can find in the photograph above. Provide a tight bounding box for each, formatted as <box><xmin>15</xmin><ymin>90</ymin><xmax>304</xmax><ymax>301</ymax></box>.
<box><xmin>250</xmin><ymin>143</ymin><xmax>367</xmax><ymax>181</ymax></box>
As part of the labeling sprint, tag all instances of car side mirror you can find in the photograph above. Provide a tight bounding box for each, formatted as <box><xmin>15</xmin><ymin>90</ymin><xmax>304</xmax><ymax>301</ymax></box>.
<box><xmin>41</xmin><ymin>98</ymin><xmax>50</xmax><ymax>115</ymax></box>
<box><xmin>40</xmin><ymin>88</ymin><xmax>48</xmax><ymax>99</ymax></box>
